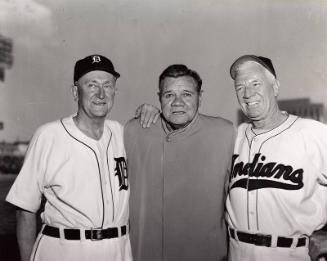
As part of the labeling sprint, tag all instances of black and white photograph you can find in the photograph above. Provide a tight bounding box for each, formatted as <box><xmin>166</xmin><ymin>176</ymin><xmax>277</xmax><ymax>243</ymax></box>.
<box><xmin>1</xmin><ymin>0</ymin><xmax>327</xmax><ymax>261</ymax></box>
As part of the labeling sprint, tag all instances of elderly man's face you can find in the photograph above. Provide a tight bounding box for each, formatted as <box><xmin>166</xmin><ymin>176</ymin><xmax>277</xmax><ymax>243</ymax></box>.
<box><xmin>73</xmin><ymin>70</ymin><xmax>117</xmax><ymax>120</ymax></box>
<box><xmin>159</xmin><ymin>76</ymin><xmax>201</xmax><ymax>130</ymax></box>
<box><xmin>234</xmin><ymin>62</ymin><xmax>279</xmax><ymax>123</ymax></box>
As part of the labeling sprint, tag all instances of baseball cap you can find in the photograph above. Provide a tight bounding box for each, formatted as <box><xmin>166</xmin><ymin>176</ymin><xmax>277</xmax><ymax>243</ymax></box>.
<box><xmin>230</xmin><ymin>55</ymin><xmax>276</xmax><ymax>80</ymax></box>
<box><xmin>74</xmin><ymin>54</ymin><xmax>120</xmax><ymax>82</ymax></box>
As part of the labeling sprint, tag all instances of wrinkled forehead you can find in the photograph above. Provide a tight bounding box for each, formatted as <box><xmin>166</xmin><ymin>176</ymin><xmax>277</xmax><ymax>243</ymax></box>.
<box><xmin>161</xmin><ymin>76</ymin><xmax>198</xmax><ymax>91</ymax></box>
<box><xmin>234</xmin><ymin>61</ymin><xmax>271</xmax><ymax>81</ymax></box>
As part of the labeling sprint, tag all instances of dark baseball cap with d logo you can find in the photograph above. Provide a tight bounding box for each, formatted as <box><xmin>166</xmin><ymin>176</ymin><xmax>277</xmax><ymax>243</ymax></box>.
<box><xmin>74</xmin><ymin>54</ymin><xmax>120</xmax><ymax>82</ymax></box>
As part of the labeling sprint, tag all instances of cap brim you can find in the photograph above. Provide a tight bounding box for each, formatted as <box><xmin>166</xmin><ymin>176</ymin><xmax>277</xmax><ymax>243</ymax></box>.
<box><xmin>74</xmin><ymin>67</ymin><xmax>120</xmax><ymax>82</ymax></box>
<box><xmin>91</xmin><ymin>66</ymin><xmax>120</xmax><ymax>79</ymax></box>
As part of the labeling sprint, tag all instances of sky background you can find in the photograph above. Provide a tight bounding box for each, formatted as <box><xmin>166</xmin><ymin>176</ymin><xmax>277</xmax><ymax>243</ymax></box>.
<box><xmin>0</xmin><ymin>0</ymin><xmax>327</xmax><ymax>141</ymax></box>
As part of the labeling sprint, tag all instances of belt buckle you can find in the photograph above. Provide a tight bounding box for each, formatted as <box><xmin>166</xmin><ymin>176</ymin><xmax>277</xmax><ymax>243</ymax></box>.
<box><xmin>90</xmin><ymin>228</ymin><xmax>103</xmax><ymax>241</ymax></box>
<box><xmin>254</xmin><ymin>233</ymin><xmax>271</xmax><ymax>247</ymax></box>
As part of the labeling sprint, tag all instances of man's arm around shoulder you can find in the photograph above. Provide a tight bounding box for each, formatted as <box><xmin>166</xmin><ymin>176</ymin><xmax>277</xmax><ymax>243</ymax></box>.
<box><xmin>16</xmin><ymin>208</ymin><xmax>37</xmax><ymax>261</ymax></box>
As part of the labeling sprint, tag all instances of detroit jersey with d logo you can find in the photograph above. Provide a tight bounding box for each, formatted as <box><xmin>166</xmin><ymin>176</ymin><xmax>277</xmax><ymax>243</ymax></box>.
<box><xmin>6</xmin><ymin>116</ymin><xmax>131</xmax><ymax>261</ymax></box>
<box><xmin>226</xmin><ymin>114</ymin><xmax>327</xmax><ymax>237</ymax></box>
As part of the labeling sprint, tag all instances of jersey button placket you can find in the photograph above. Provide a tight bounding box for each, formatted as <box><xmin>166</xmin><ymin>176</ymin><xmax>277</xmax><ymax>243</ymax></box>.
<box><xmin>248</xmin><ymin>189</ymin><xmax>257</xmax><ymax>230</ymax></box>
<box><xmin>248</xmin><ymin>136</ymin><xmax>259</xmax><ymax>230</ymax></box>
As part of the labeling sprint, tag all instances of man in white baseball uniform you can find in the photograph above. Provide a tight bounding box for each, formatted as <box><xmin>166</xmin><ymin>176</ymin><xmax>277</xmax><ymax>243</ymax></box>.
<box><xmin>225</xmin><ymin>55</ymin><xmax>327</xmax><ymax>261</ymax></box>
<box><xmin>6</xmin><ymin>54</ymin><xmax>131</xmax><ymax>261</ymax></box>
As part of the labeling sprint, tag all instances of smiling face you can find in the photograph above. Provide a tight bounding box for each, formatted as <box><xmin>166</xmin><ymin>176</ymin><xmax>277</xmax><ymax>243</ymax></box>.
<box><xmin>159</xmin><ymin>76</ymin><xmax>202</xmax><ymax>130</ymax></box>
<box><xmin>234</xmin><ymin>61</ymin><xmax>279</xmax><ymax>124</ymax></box>
<box><xmin>72</xmin><ymin>70</ymin><xmax>117</xmax><ymax>121</ymax></box>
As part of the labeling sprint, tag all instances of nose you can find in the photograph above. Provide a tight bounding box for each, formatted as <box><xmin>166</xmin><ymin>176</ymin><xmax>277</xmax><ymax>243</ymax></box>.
<box><xmin>243</xmin><ymin>86</ymin><xmax>254</xmax><ymax>98</ymax></box>
<box><xmin>172</xmin><ymin>95</ymin><xmax>185</xmax><ymax>106</ymax></box>
<box><xmin>97</xmin><ymin>86</ymin><xmax>105</xmax><ymax>99</ymax></box>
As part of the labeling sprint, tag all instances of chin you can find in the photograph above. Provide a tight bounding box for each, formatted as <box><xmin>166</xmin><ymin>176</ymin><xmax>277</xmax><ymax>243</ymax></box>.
<box><xmin>244</xmin><ymin>110</ymin><xmax>262</xmax><ymax>119</ymax></box>
<box><xmin>92</xmin><ymin>111</ymin><xmax>109</xmax><ymax>118</ymax></box>
<box><xmin>170</xmin><ymin>118</ymin><xmax>188</xmax><ymax>125</ymax></box>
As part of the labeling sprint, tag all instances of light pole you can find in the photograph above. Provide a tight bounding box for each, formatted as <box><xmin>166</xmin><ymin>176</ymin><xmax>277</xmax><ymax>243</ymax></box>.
<box><xmin>0</xmin><ymin>34</ymin><xmax>13</xmax><ymax>131</ymax></box>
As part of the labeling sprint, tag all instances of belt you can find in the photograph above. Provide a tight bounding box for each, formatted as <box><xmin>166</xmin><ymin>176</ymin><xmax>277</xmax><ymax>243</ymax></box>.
<box><xmin>42</xmin><ymin>225</ymin><xmax>128</xmax><ymax>240</ymax></box>
<box><xmin>228</xmin><ymin>227</ymin><xmax>307</xmax><ymax>248</ymax></box>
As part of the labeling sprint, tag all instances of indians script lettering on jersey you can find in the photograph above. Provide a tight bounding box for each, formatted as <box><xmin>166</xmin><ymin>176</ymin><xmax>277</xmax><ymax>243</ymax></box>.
<box><xmin>230</xmin><ymin>153</ymin><xmax>304</xmax><ymax>191</ymax></box>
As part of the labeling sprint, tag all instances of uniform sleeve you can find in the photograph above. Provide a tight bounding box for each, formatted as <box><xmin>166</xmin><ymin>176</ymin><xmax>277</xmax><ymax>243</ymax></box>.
<box><xmin>304</xmin><ymin>121</ymin><xmax>327</xmax><ymax>185</ymax></box>
<box><xmin>6</xmin><ymin>126</ymin><xmax>49</xmax><ymax>213</ymax></box>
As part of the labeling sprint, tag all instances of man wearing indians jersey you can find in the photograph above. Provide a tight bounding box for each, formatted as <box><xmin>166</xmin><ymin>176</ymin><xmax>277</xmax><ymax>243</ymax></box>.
<box><xmin>6</xmin><ymin>54</ymin><xmax>131</xmax><ymax>261</ymax></box>
<box><xmin>225</xmin><ymin>55</ymin><xmax>327</xmax><ymax>261</ymax></box>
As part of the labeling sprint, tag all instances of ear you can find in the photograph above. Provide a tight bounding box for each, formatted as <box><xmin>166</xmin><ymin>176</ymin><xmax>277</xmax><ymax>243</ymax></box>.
<box><xmin>198</xmin><ymin>90</ymin><xmax>203</xmax><ymax>107</ymax></box>
<box><xmin>273</xmin><ymin>79</ymin><xmax>280</xmax><ymax>97</ymax></box>
<box><xmin>71</xmin><ymin>84</ymin><xmax>78</xmax><ymax>101</ymax></box>
<box><xmin>157</xmin><ymin>91</ymin><xmax>161</xmax><ymax>102</ymax></box>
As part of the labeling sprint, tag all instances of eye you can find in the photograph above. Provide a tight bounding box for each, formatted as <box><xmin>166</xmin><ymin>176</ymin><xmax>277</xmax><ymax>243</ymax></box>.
<box><xmin>88</xmin><ymin>83</ymin><xmax>97</xmax><ymax>88</ymax></box>
<box><xmin>103</xmin><ymin>84</ymin><xmax>114</xmax><ymax>90</ymax></box>
<box><xmin>182</xmin><ymin>92</ymin><xmax>192</xmax><ymax>97</ymax></box>
<box><xmin>252</xmin><ymin>82</ymin><xmax>261</xmax><ymax>87</ymax></box>
<box><xmin>235</xmin><ymin>85</ymin><xmax>244</xmax><ymax>91</ymax></box>
<box><xmin>163</xmin><ymin>93</ymin><xmax>174</xmax><ymax>99</ymax></box>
